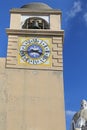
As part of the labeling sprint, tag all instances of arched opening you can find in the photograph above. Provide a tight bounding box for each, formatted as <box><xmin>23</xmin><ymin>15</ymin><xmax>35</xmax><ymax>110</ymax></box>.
<box><xmin>22</xmin><ymin>17</ymin><xmax>50</xmax><ymax>29</ymax></box>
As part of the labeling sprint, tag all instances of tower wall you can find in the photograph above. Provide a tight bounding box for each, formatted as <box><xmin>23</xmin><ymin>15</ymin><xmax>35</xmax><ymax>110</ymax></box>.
<box><xmin>0</xmin><ymin>3</ymin><xmax>66</xmax><ymax>130</ymax></box>
<box><xmin>0</xmin><ymin>59</ymin><xmax>65</xmax><ymax>130</ymax></box>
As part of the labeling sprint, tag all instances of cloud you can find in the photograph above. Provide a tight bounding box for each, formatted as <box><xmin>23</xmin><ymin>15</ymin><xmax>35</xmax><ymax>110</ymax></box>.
<box><xmin>67</xmin><ymin>1</ymin><xmax>82</xmax><ymax>19</ymax></box>
<box><xmin>83</xmin><ymin>13</ymin><xmax>87</xmax><ymax>25</ymax></box>
<box><xmin>66</xmin><ymin>110</ymin><xmax>76</xmax><ymax>117</ymax></box>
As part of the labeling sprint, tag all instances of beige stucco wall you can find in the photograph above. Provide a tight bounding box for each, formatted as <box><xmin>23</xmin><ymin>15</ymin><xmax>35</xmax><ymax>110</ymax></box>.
<box><xmin>10</xmin><ymin>13</ymin><xmax>21</xmax><ymax>29</ymax></box>
<box><xmin>0</xmin><ymin>58</ymin><xmax>65</xmax><ymax>130</ymax></box>
<box><xmin>50</xmin><ymin>14</ymin><xmax>61</xmax><ymax>30</ymax></box>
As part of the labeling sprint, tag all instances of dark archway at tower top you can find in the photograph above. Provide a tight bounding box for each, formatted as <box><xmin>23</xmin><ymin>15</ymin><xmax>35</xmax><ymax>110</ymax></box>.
<box><xmin>22</xmin><ymin>17</ymin><xmax>50</xmax><ymax>29</ymax></box>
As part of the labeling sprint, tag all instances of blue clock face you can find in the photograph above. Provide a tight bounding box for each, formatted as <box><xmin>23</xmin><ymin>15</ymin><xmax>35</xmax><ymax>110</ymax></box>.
<box><xmin>27</xmin><ymin>44</ymin><xmax>43</xmax><ymax>58</ymax></box>
<box><xmin>19</xmin><ymin>38</ymin><xmax>50</xmax><ymax>65</ymax></box>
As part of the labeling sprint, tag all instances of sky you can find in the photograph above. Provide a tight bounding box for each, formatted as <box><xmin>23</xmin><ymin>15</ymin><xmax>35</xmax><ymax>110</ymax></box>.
<box><xmin>0</xmin><ymin>0</ymin><xmax>87</xmax><ymax>130</ymax></box>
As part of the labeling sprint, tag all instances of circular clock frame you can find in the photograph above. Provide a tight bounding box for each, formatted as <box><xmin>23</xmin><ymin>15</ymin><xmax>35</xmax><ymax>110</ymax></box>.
<box><xmin>19</xmin><ymin>38</ymin><xmax>51</xmax><ymax>65</ymax></box>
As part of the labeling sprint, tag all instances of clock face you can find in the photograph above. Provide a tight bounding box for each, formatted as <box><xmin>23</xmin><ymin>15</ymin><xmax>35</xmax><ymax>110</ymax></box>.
<box><xmin>19</xmin><ymin>38</ymin><xmax>51</xmax><ymax>65</ymax></box>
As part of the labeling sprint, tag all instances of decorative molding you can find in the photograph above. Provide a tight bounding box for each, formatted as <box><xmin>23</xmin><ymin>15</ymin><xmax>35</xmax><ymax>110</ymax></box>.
<box><xmin>10</xmin><ymin>8</ymin><xmax>62</xmax><ymax>15</ymax></box>
<box><xmin>6</xmin><ymin>29</ymin><xmax>64</xmax><ymax>37</ymax></box>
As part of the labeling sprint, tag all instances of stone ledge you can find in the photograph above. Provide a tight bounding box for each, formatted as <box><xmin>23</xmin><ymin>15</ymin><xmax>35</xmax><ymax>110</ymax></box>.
<box><xmin>10</xmin><ymin>8</ymin><xmax>62</xmax><ymax>15</ymax></box>
<box><xmin>6</xmin><ymin>29</ymin><xmax>64</xmax><ymax>37</ymax></box>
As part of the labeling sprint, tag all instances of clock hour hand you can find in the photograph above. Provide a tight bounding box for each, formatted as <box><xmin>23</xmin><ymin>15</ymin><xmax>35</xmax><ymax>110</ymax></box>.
<box><xmin>28</xmin><ymin>49</ymin><xmax>43</xmax><ymax>55</ymax></box>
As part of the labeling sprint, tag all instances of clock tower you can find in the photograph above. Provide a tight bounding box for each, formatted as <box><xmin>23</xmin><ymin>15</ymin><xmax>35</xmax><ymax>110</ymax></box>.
<box><xmin>0</xmin><ymin>2</ymin><xmax>66</xmax><ymax>130</ymax></box>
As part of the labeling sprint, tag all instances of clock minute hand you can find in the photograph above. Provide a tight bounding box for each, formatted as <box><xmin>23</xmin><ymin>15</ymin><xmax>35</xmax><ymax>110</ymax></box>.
<box><xmin>36</xmin><ymin>50</ymin><xmax>43</xmax><ymax>55</ymax></box>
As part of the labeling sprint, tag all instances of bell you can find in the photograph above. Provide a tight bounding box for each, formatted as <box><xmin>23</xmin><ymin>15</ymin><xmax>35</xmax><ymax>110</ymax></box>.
<box><xmin>32</xmin><ymin>20</ymin><xmax>40</xmax><ymax>29</ymax></box>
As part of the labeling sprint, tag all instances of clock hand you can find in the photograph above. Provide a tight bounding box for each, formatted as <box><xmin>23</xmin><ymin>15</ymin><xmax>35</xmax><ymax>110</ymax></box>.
<box><xmin>36</xmin><ymin>50</ymin><xmax>43</xmax><ymax>55</ymax></box>
<box><xmin>28</xmin><ymin>49</ymin><xmax>43</xmax><ymax>55</ymax></box>
<box><xmin>20</xmin><ymin>50</ymin><xmax>43</xmax><ymax>56</ymax></box>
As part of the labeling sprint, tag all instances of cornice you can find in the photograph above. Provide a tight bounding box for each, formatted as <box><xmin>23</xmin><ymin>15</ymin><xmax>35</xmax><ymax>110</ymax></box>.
<box><xmin>6</xmin><ymin>29</ymin><xmax>64</xmax><ymax>36</ymax></box>
<box><xmin>6</xmin><ymin>29</ymin><xmax>64</xmax><ymax>43</ymax></box>
<box><xmin>10</xmin><ymin>8</ymin><xmax>62</xmax><ymax>15</ymax></box>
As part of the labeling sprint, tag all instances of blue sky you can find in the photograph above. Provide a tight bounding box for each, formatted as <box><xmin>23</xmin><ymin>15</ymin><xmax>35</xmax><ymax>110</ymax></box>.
<box><xmin>0</xmin><ymin>0</ymin><xmax>87</xmax><ymax>130</ymax></box>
